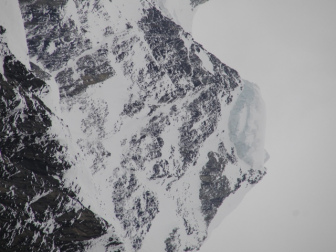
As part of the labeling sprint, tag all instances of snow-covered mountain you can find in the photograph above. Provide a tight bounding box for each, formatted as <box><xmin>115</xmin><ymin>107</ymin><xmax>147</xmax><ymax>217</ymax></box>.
<box><xmin>0</xmin><ymin>0</ymin><xmax>267</xmax><ymax>251</ymax></box>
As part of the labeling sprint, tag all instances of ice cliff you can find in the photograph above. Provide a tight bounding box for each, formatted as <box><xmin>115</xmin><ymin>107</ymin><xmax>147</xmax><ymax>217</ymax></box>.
<box><xmin>0</xmin><ymin>0</ymin><xmax>267</xmax><ymax>251</ymax></box>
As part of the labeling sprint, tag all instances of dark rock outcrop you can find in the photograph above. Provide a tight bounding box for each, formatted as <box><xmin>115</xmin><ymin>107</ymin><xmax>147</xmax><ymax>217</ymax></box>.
<box><xmin>0</xmin><ymin>31</ymin><xmax>121</xmax><ymax>251</ymax></box>
<box><xmin>0</xmin><ymin>0</ymin><xmax>267</xmax><ymax>250</ymax></box>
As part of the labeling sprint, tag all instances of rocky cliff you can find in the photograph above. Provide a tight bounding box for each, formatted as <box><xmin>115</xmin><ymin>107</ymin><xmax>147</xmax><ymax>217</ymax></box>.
<box><xmin>0</xmin><ymin>0</ymin><xmax>267</xmax><ymax>251</ymax></box>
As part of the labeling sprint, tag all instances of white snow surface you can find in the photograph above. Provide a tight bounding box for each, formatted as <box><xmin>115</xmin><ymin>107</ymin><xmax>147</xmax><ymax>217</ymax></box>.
<box><xmin>154</xmin><ymin>0</ymin><xmax>196</xmax><ymax>33</ymax></box>
<box><xmin>8</xmin><ymin>0</ymin><xmax>267</xmax><ymax>250</ymax></box>
<box><xmin>0</xmin><ymin>0</ymin><xmax>30</xmax><ymax>70</ymax></box>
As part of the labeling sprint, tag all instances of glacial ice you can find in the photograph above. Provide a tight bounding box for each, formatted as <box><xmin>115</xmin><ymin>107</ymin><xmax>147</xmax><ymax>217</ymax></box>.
<box><xmin>229</xmin><ymin>80</ymin><xmax>267</xmax><ymax>172</ymax></box>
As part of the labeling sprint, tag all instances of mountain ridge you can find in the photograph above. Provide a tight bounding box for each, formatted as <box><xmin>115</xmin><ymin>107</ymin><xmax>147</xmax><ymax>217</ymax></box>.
<box><xmin>0</xmin><ymin>0</ymin><xmax>267</xmax><ymax>251</ymax></box>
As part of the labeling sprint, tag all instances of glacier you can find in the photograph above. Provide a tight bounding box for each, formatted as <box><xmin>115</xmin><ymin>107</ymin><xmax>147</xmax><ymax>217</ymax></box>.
<box><xmin>0</xmin><ymin>0</ymin><xmax>267</xmax><ymax>251</ymax></box>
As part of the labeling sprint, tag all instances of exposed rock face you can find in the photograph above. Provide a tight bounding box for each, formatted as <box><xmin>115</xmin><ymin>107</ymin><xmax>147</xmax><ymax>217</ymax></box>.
<box><xmin>0</xmin><ymin>28</ymin><xmax>123</xmax><ymax>251</ymax></box>
<box><xmin>200</xmin><ymin>151</ymin><xmax>233</xmax><ymax>224</ymax></box>
<box><xmin>0</xmin><ymin>0</ymin><xmax>267</xmax><ymax>251</ymax></box>
<box><xmin>190</xmin><ymin>0</ymin><xmax>209</xmax><ymax>8</ymax></box>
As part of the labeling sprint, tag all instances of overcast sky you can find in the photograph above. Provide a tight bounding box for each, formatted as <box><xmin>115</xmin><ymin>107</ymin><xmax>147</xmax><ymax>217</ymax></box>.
<box><xmin>193</xmin><ymin>0</ymin><xmax>336</xmax><ymax>251</ymax></box>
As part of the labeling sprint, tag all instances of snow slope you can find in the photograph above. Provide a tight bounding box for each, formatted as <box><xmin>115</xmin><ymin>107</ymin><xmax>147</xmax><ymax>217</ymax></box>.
<box><xmin>0</xmin><ymin>0</ymin><xmax>29</xmax><ymax>70</ymax></box>
<box><xmin>0</xmin><ymin>0</ymin><xmax>267</xmax><ymax>251</ymax></box>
